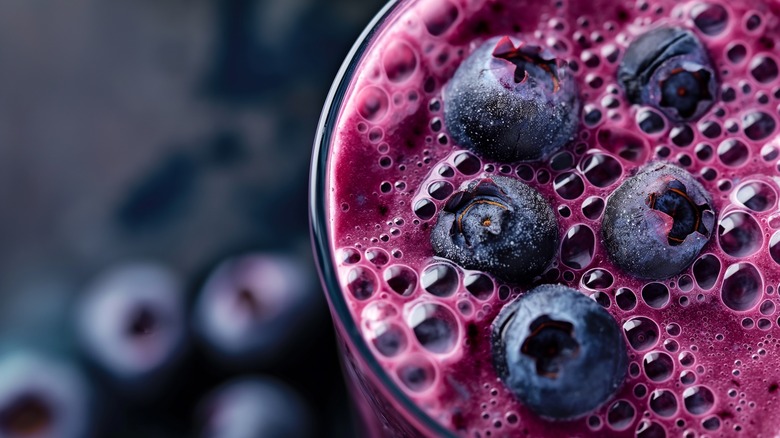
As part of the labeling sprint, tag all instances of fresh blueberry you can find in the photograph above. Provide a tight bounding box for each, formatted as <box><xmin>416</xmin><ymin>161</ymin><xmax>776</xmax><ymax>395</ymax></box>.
<box><xmin>0</xmin><ymin>352</ymin><xmax>91</xmax><ymax>438</ymax></box>
<box><xmin>430</xmin><ymin>176</ymin><xmax>558</xmax><ymax>283</ymax></box>
<box><xmin>618</xmin><ymin>27</ymin><xmax>717</xmax><ymax>122</ymax></box>
<box><xmin>76</xmin><ymin>262</ymin><xmax>187</xmax><ymax>394</ymax></box>
<box><xmin>602</xmin><ymin>162</ymin><xmax>715</xmax><ymax>280</ymax></box>
<box><xmin>193</xmin><ymin>253</ymin><xmax>321</xmax><ymax>366</ymax></box>
<box><xmin>491</xmin><ymin>284</ymin><xmax>628</xmax><ymax>420</ymax></box>
<box><xmin>195</xmin><ymin>376</ymin><xmax>313</xmax><ymax>438</ymax></box>
<box><xmin>443</xmin><ymin>36</ymin><xmax>579</xmax><ymax>162</ymax></box>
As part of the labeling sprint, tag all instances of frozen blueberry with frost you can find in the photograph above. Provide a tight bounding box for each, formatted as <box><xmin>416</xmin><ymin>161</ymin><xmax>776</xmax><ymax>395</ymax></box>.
<box><xmin>76</xmin><ymin>261</ymin><xmax>187</xmax><ymax>394</ymax></box>
<box><xmin>618</xmin><ymin>27</ymin><xmax>717</xmax><ymax>122</ymax></box>
<box><xmin>0</xmin><ymin>352</ymin><xmax>91</xmax><ymax>438</ymax></box>
<box><xmin>193</xmin><ymin>253</ymin><xmax>321</xmax><ymax>366</ymax></box>
<box><xmin>443</xmin><ymin>36</ymin><xmax>579</xmax><ymax>162</ymax></box>
<box><xmin>491</xmin><ymin>285</ymin><xmax>627</xmax><ymax>420</ymax></box>
<box><xmin>195</xmin><ymin>376</ymin><xmax>313</xmax><ymax>438</ymax></box>
<box><xmin>602</xmin><ymin>162</ymin><xmax>715</xmax><ymax>280</ymax></box>
<box><xmin>430</xmin><ymin>176</ymin><xmax>557</xmax><ymax>283</ymax></box>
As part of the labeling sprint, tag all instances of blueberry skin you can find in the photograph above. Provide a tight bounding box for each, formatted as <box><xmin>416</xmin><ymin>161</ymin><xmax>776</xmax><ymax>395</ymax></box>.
<box><xmin>491</xmin><ymin>285</ymin><xmax>628</xmax><ymax>420</ymax></box>
<box><xmin>430</xmin><ymin>175</ymin><xmax>558</xmax><ymax>283</ymax></box>
<box><xmin>602</xmin><ymin>162</ymin><xmax>715</xmax><ymax>280</ymax></box>
<box><xmin>444</xmin><ymin>36</ymin><xmax>580</xmax><ymax>162</ymax></box>
<box><xmin>196</xmin><ymin>377</ymin><xmax>313</xmax><ymax>438</ymax></box>
<box><xmin>618</xmin><ymin>27</ymin><xmax>717</xmax><ymax>122</ymax></box>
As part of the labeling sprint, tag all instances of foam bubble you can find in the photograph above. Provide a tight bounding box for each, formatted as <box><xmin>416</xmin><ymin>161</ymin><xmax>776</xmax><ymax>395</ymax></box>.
<box><xmin>636</xmin><ymin>420</ymin><xmax>666</xmax><ymax>438</ymax></box>
<box><xmin>606</xmin><ymin>400</ymin><xmax>635</xmax><ymax>430</ymax></box>
<box><xmin>580</xmin><ymin>153</ymin><xmax>622</xmax><ymax>187</ymax></box>
<box><xmin>339</xmin><ymin>248</ymin><xmax>361</xmax><ymax>265</ymax></box>
<box><xmin>692</xmin><ymin>254</ymin><xmax>721</xmax><ymax>290</ymax></box>
<box><xmin>770</xmin><ymin>231</ymin><xmax>780</xmax><ymax>265</ymax></box>
<box><xmin>717</xmin><ymin>139</ymin><xmax>750</xmax><ymax>167</ymax></box>
<box><xmin>383</xmin><ymin>40</ymin><xmax>419</xmax><ymax>83</ymax></box>
<box><xmin>553</xmin><ymin>172</ymin><xmax>585</xmax><ymax>199</ymax></box>
<box><xmin>453</xmin><ymin>152</ymin><xmax>480</xmax><ymax>175</ymax></box>
<box><xmin>421</xmin><ymin>263</ymin><xmax>459</xmax><ymax>297</ymax></box>
<box><xmin>464</xmin><ymin>273</ymin><xmax>494</xmax><ymax>301</ymax></box>
<box><xmin>623</xmin><ymin>317</ymin><xmax>660</xmax><ymax>351</ymax></box>
<box><xmin>397</xmin><ymin>355</ymin><xmax>437</xmax><ymax>392</ymax></box>
<box><xmin>560</xmin><ymin>224</ymin><xmax>595</xmax><ymax>270</ymax></box>
<box><xmin>596</xmin><ymin>127</ymin><xmax>648</xmax><ymax>162</ymax></box>
<box><xmin>418</xmin><ymin>0</ymin><xmax>459</xmax><ymax>36</ymax></box>
<box><xmin>357</xmin><ymin>86</ymin><xmax>390</xmax><ymax>122</ymax></box>
<box><xmin>718</xmin><ymin>211</ymin><xmax>763</xmax><ymax>257</ymax></box>
<box><xmin>384</xmin><ymin>265</ymin><xmax>418</xmax><ymax>296</ymax></box>
<box><xmin>721</xmin><ymin>263</ymin><xmax>763</xmax><ymax>312</ymax></box>
<box><xmin>615</xmin><ymin>287</ymin><xmax>637</xmax><ymax>311</ymax></box>
<box><xmin>683</xmin><ymin>386</ymin><xmax>715</xmax><ymax>416</ymax></box>
<box><xmin>742</xmin><ymin>111</ymin><xmax>776</xmax><ymax>141</ymax></box>
<box><xmin>370</xmin><ymin>323</ymin><xmax>409</xmax><ymax>357</ymax></box>
<box><xmin>735</xmin><ymin>181</ymin><xmax>777</xmax><ymax>212</ymax></box>
<box><xmin>644</xmin><ymin>351</ymin><xmax>674</xmax><ymax>382</ymax></box>
<box><xmin>347</xmin><ymin>267</ymin><xmax>378</xmax><ymax>300</ymax></box>
<box><xmin>582</xmin><ymin>268</ymin><xmax>614</xmax><ymax>290</ymax></box>
<box><xmin>427</xmin><ymin>181</ymin><xmax>454</xmax><ymax>200</ymax></box>
<box><xmin>750</xmin><ymin>55</ymin><xmax>779</xmax><ymax>84</ymax></box>
<box><xmin>649</xmin><ymin>389</ymin><xmax>678</xmax><ymax>417</ymax></box>
<box><xmin>366</xmin><ymin>248</ymin><xmax>390</xmax><ymax>267</ymax></box>
<box><xmin>408</xmin><ymin>303</ymin><xmax>459</xmax><ymax>354</ymax></box>
<box><xmin>641</xmin><ymin>283</ymin><xmax>670</xmax><ymax>309</ymax></box>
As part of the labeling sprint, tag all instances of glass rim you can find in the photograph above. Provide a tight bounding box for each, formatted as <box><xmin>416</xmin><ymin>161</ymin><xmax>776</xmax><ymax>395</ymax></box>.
<box><xmin>309</xmin><ymin>0</ymin><xmax>454</xmax><ymax>436</ymax></box>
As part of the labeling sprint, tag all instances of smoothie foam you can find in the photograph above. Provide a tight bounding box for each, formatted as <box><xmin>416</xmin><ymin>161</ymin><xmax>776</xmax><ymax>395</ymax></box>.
<box><xmin>325</xmin><ymin>0</ymin><xmax>780</xmax><ymax>435</ymax></box>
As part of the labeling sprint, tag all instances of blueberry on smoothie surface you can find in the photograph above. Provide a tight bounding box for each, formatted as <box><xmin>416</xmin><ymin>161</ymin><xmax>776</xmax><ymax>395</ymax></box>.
<box><xmin>491</xmin><ymin>285</ymin><xmax>628</xmax><ymax>420</ymax></box>
<box><xmin>443</xmin><ymin>36</ymin><xmax>580</xmax><ymax>162</ymax></box>
<box><xmin>618</xmin><ymin>26</ymin><xmax>717</xmax><ymax>122</ymax></box>
<box><xmin>602</xmin><ymin>162</ymin><xmax>715</xmax><ymax>280</ymax></box>
<box><xmin>430</xmin><ymin>175</ymin><xmax>558</xmax><ymax>283</ymax></box>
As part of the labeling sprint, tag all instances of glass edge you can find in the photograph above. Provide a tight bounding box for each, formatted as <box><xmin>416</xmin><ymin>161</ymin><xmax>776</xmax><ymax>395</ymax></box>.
<box><xmin>308</xmin><ymin>1</ymin><xmax>455</xmax><ymax>436</ymax></box>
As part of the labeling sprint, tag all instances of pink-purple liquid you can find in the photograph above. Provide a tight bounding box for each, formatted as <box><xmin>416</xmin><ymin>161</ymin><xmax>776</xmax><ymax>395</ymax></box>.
<box><xmin>326</xmin><ymin>0</ymin><xmax>780</xmax><ymax>435</ymax></box>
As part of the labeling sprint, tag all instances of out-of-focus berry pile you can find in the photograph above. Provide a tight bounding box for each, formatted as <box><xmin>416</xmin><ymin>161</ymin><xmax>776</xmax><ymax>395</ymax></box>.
<box><xmin>0</xmin><ymin>0</ymin><xmax>384</xmax><ymax>436</ymax></box>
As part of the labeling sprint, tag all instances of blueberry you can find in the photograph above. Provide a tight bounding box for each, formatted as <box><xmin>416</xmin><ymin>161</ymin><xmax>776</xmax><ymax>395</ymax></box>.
<box><xmin>430</xmin><ymin>176</ymin><xmax>558</xmax><ymax>283</ymax></box>
<box><xmin>602</xmin><ymin>162</ymin><xmax>715</xmax><ymax>280</ymax></box>
<box><xmin>443</xmin><ymin>36</ymin><xmax>579</xmax><ymax>162</ymax></box>
<box><xmin>193</xmin><ymin>253</ymin><xmax>321</xmax><ymax>366</ymax></box>
<box><xmin>76</xmin><ymin>262</ymin><xmax>187</xmax><ymax>393</ymax></box>
<box><xmin>196</xmin><ymin>376</ymin><xmax>313</xmax><ymax>438</ymax></box>
<box><xmin>618</xmin><ymin>27</ymin><xmax>717</xmax><ymax>122</ymax></box>
<box><xmin>0</xmin><ymin>352</ymin><xmax>91</xmax><ymax>438</ymax></box>
<box><xmin>491</xmin><ymin>285</ymin><xmax>628</xmax><ymax>420</ymax></box>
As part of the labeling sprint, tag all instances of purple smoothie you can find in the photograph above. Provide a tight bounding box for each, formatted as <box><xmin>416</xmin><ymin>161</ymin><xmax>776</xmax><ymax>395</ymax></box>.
<box><xmin>324</xmin><ymin>0</ymin><xmax>780</xmax><ymax>435</ymax></box>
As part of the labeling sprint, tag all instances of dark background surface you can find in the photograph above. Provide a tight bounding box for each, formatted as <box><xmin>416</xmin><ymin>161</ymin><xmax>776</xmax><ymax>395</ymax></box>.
<box><xmin>0</xmin><ymin>0</ymin><xmax>386</xmax><ymax>436</ymax></box>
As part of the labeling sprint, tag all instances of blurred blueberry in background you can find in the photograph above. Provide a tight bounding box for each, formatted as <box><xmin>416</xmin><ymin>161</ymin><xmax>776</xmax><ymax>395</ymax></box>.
<box><xmin>0</xmin><ymin>351</ymin><xmax>92</xmax><ymax>438</ymax></box>
<box><xmin>193</xmin><ymin>252</ymin><xmax>322</xmax><ymax>367</ymax></box>
<box><xmin>76</xmin><ymin>262</ymin><xmax>187</xmax><ymax>397</ymax></box>
<box><xmin>195</xmin><ymin>376</ymin><xmax>314</xmax><ymax>438</ymax></box>
<box><xmin>0</xmin><ymin>0</ymin><xmax>386</xmax><ymax>435</ymax></box>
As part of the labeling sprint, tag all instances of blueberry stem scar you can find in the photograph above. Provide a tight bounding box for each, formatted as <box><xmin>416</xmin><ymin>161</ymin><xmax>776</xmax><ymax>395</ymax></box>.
<box><xmin>646</xmin><ymin>180</ymin><xmax>711</xmax><ymax>245</ymax></box>
<box><xmin>456</xmin><ymin>199</ymin><xmax>508</xmax><ymax>234</ymax></box>
<box><xmin>492</xmin><ymin>36</ymin><xmax>561</xmax><ymax>92</ymax></box>
<box><xmin>659</xmin><ymin>68</ymin><xmax>713</xmax><ymax>119</ymax></box>
<box><xmin>520</xmin><ymin>316</ymin><xmax>580</xmax><ymax>379</ymax></box>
